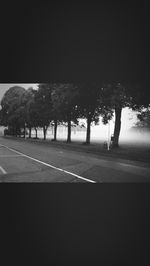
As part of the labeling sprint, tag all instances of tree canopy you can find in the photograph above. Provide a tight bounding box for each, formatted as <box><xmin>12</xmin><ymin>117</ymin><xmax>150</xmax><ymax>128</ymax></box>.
<box><xmin>136</xmin><ymin>107</ymin><xmax>150</xmax><ymax>128</ymax></box>
<box><xmin>0</xmin><ymin>86</ymin><xmax>26</xmax><ymax>136</ymax></box>
<box><xmin>0</xmin><ymin>81</ymin><xmax>149</xmax><ymax>147</ymax></box>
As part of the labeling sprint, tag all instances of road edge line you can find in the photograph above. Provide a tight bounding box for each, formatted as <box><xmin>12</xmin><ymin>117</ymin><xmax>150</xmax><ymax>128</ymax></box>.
<box><xmin>0</xmin><ymin>165</ymin><xmax>7</xmax><ymax>175</ymax></box>
<box><xmin>2</xmin><ymin>145</ymin><xmax>96</xmax><ymax>183</ymax></box>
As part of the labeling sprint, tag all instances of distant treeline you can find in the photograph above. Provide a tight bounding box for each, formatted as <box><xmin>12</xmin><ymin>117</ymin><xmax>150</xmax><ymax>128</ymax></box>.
<box><xmin>0</xmin><ymin>82</ymin><xmax>149</xmax><ymax>147</ymax></box>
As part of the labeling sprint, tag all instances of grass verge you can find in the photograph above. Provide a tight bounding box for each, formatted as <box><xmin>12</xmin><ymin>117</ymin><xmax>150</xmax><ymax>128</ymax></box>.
<box><xmin>2</xmin><ymin>135</ymin><xmax>150</xmax><ymax>164</ymax></box>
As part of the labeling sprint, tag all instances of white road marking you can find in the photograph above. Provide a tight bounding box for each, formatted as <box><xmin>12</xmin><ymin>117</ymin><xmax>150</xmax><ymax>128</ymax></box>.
<box><xmin>1</xmin><ymin>145</ymin><xmax>96</xmax><ymax>183</ymax></box>
<box><xmin>0</xmin><ymin>165</ymin><xmax>7</xmax><ymax>175</ymax></box>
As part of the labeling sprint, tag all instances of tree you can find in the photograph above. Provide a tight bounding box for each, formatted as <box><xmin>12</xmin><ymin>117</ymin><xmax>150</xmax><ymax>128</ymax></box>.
<box><xmin>24</xmin><ymin>87</ymin><xmax>39</xmax><ymax>138</ymax></box>
<box><xmin>0</xmin><ymin>86</ymin><xmax>26</xmax><ymax>136</ymax></box>
<box><xmin>50</xmin><ymin>83</ymin><xmax>64</xmax><ymax>141</ymax></box>
<box><xmin>35</xmin><ymin>84</ymin><xmax>52</xmax><ymax>140</ymax></box>
<box><xmin>101</xmin><ymin>82</ymin><xmax>133</xmax><ymax>148</ymax></box>
<box><xmin>77</xmin><ymin>82</ymin><xmax>109</xmax><ymax>144</ymax></box>
<box><xmin>99</xmin><ymin>80</ymin><xmax>150</xmax><ymax>148</ymax></box>
<box><xmin>51</xmin><ymin>83</ymin><xmax>80</xmax><ymax>143</ymax></box>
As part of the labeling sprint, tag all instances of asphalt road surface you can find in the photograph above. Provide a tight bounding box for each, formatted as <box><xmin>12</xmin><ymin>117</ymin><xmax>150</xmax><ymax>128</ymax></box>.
<box><xmin>0</xmin><ymin>137</ymin><xmax>150</xmax><ymax>182</ymax></box>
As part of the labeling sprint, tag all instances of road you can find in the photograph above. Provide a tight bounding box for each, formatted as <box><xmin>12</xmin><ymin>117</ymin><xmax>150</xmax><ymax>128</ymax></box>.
<box><xmin>0</xmin><ymin>137</ymin><xmax>150</xmax><ymax>182</ymax></box>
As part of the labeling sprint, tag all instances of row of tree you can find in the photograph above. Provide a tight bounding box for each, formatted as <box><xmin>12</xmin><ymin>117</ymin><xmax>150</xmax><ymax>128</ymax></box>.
<box><xmin>0</xmin><ymin>82</ymin><xmax>149</xmax><ymax>147</ymax></box>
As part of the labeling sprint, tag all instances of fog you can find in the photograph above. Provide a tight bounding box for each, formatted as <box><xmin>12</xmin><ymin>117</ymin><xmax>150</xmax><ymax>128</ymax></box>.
<box><xmin>0</xmin><ymin>107</ymin><xmax>149</xmax><ymax>147</ymax></box>
<box><xmin>0</xmin><ymin>124</ymin><xmax>150</xmax><ymax>147</ymax></box>
<box><xmin>92</xmin><ymin>125</ymin><xmax>150</xmax><ymax>147</ymax></box>
<box><xmin>119</xmin><ymin>128</ymin><xmax>150</xmax><ymax>147</ymax></box>
<box><xmin>22</xmin><ymin>125</ymin><xmax>150</xmax><ymax>147</ymax></box>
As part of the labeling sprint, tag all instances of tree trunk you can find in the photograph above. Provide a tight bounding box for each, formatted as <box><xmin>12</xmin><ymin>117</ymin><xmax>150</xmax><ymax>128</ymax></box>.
<box><xmin>17</xmin><ymin>127</ymin><xmax>21</xmax><ymax>137</ymax></box>
<box><xmin>67</xmin><ymin>119</ymin><xmax>71</xmax><ymax>143</ymax></box>
<box><xmin>112</xmin><ymin>107</ymin><xmax>122</xmax><ymax>148</ymax></box>
<box><xmin>24</xmin><ymin>124</ymin><xmax>26</xmax><ymax>138</ymax></box>
<box><xmin>43</xmin><ymin>126</ymin><xmax>47</xmax><ymax>140</ymax></box>
<box><xmin>86</xmin><ymin>115</ymin><xmax>91</xmax><ymax>144</ymax></box>
<box><xmin>35</xmin><ymin>127</ymin><xmax>38</xmax><ymax>139</ymax></box>
<box><xmin>53</xmin><ymin>120</ymin><xmax>57</xmax><ymax>141</ymax></box>
<box><xmin>29</xmin><ymin>127</ymin><xmax>32</xmax><ymax>138</ymax></box>
<box><xmin>23</xmin><ymin>127</ymin><xmax>25</xmax><ymax>138</ymax></box>
<box><xmin>15</xmin><ymin>127</ymin><xmax>18</xmax><ymax>137</ymax></box>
